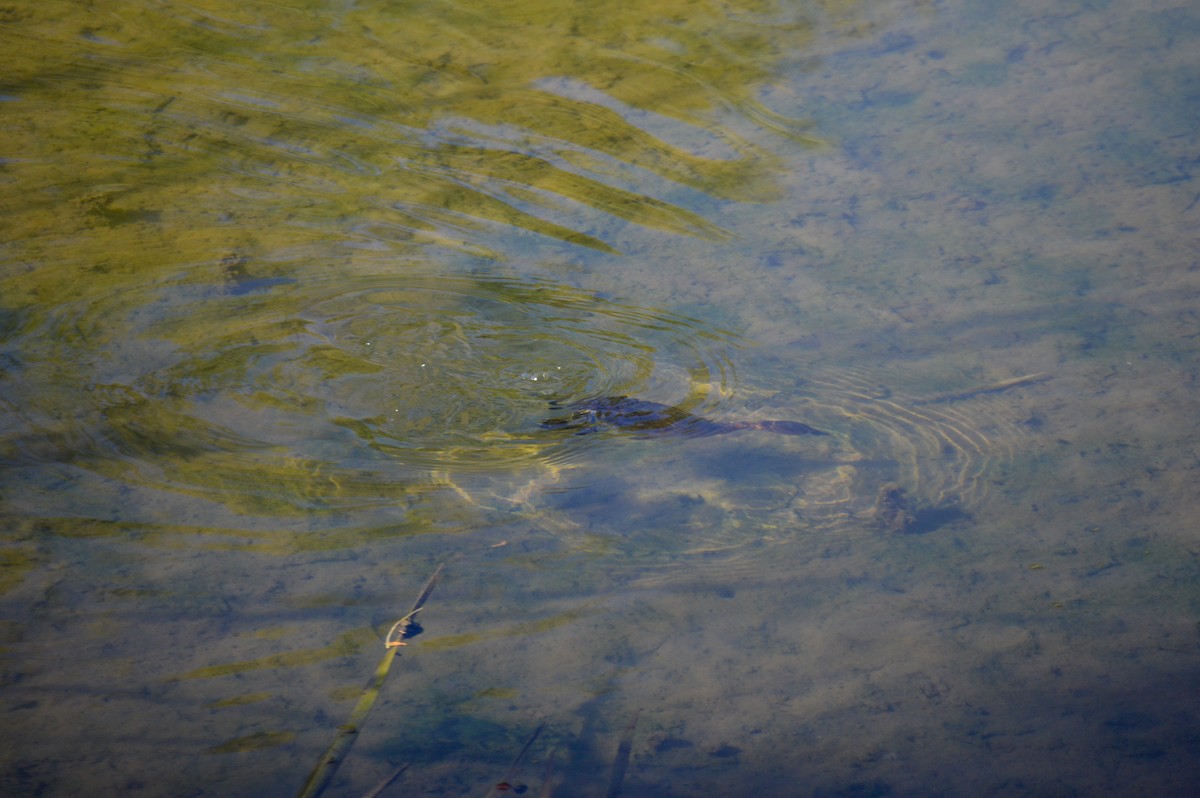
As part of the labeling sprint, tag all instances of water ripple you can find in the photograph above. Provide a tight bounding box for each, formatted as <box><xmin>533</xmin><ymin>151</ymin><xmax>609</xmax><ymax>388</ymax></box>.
<box><xmin>4</xmin><ymin>268</ymin><xmax>740</xmax><ymax>512</ymax></box>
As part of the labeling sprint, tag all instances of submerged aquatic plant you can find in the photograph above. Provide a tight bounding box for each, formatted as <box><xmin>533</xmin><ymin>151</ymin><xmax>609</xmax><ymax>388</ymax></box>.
<box><xmin>295</xmin><ymin>563</ymin><xmax>447</xmax><ymax>798</ymax></box>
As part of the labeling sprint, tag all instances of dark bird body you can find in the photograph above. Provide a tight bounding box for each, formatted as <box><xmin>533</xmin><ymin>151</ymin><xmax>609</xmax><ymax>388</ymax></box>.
<box><xmin>540</xmin><ymin>396</ymin><xmax>828</xmax><ymax>438</ymax></box>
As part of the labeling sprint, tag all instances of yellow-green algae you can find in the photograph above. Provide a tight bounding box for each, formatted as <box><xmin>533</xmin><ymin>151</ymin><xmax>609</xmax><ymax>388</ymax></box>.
<box><xmin>0</xmin><ymin>544</ymin><xmax>43</xmax><ymax>596</ymax></box>
<box><xmin>172</xmin><ymin>628</ymin><xmax>374</xmax><ymax>681</ymax></box>
<box><xmin>209</xmin><ymin>692</ymin><xmax>273</xmax><ymax>708</ymax></box>
<box><xmin>1</xmin><ymin>515</ymin><xmax>454</xmax><ymax>555</ymax></box>
<box><xmin>421</xmin><ymin>605</ymin><xmax>591</xmax><ymax>651</ymax></box>
<box><xmin>0</xmin><ymin>0</ymin><xmax>868</xmax><ymax>518</ymax></box>
<box><xmin>206</xmin><ymin>730</ymin><xmax>296</xmax><ymax>754</ymax></box>
<box><xmin>0</xmin><ymin>0</ymin><xmax>853</xmax><ymax>314</ymax></box>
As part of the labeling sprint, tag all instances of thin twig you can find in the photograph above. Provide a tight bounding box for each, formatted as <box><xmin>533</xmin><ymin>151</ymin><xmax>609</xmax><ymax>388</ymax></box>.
<box><xmin>483</xmin><ymin>723</ymin><xmax>545</xmax><ymax>797</ymax></box>
<box><xmin>361</xmin><ymin>763</ymin><xmax>410</xmax><ymax>798</ymax></box>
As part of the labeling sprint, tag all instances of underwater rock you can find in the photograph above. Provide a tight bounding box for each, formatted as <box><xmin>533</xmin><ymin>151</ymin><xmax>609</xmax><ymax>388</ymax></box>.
<box><xmin>873</xmin><ymin>483</ymin><xmax>918</xmax><ymax>534</ymax></box>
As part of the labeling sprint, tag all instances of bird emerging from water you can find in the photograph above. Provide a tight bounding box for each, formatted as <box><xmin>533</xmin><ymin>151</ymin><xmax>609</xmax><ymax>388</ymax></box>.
<box><xmin>539</xmin><ymin>396</ymin><xmax>829</xmax><ymax>438</ymax></box>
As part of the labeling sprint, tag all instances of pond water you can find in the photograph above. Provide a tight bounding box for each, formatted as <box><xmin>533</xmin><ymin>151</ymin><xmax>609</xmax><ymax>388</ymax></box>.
<box><xmin>2</xmin><ymin>0</ymin><xmax>1199</xmax><ymax>796</ymax></box>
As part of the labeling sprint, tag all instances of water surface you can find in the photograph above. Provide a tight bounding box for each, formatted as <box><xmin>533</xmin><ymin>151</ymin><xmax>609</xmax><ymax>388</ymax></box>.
<box><xmin>3</xmin><ymin>0</ymin><xmax>1199</xmax><ymax>796</ymax></box>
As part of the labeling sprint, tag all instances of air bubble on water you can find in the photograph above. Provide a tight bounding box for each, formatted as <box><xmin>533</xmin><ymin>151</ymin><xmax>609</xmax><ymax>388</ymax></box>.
<box><xmin>510</xmin><ymin>361</ymin><xmax>564</xmax><ymax>381</ymax></box>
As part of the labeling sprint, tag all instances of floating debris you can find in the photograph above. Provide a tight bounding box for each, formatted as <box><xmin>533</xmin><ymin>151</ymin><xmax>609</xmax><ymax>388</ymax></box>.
<box><xmin>385</xmin><ymin>562</ymin><xmax>445</xmax><ymax>648</ymax></box>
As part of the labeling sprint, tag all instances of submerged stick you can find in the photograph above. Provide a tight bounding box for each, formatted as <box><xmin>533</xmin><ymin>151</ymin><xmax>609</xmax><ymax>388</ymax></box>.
<box><xmin>485</xmin><ymin>723</ymin><xmax>545</xmax><ymax>796</ymax></box>
<box><xmin>912</xmin><ymin>372</ymin><xmax>1049</xmax><ymax>405</ymax></box>
<box><xmin>295</xmin><ymin>646</ymin><xmax>400</xmax><ymax>798</ymax></box>
<box><xmin>361</xmin><ymin>763</ymin><xmax>410</xmax><ymax>798</ymax></box>
<box><xmin>296</xmin><ymin>563</ymin><xmax>446</xmax><ymax>798</ymax></box>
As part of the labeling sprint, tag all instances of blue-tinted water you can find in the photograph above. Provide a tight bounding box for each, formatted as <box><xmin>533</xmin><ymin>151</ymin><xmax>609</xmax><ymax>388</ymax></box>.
<box><xmin>2</xmin><ymin>1</ymin><xmax>1199</xmax><ymax>796</ymax></box>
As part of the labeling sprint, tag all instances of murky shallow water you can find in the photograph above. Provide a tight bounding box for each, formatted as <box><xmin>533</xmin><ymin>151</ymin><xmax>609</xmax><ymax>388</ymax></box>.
<box><xmin>3</xmin><ymin>1</ymin><xmax>1200</xmax><ymax>796</ymax></box>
